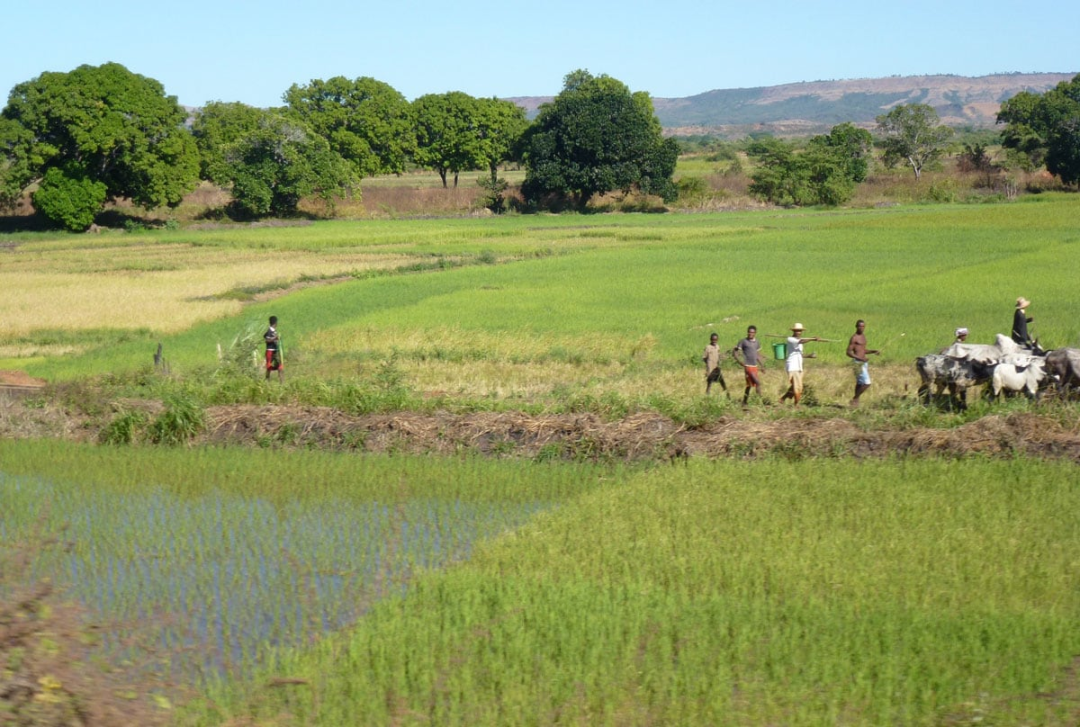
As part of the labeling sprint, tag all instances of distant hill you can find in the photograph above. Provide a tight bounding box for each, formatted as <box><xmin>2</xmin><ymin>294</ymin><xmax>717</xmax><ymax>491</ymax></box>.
<box><xmin>507</xmin><ymin>73</ymin><xmax>1077</xmax><ymax>138</ymax></box>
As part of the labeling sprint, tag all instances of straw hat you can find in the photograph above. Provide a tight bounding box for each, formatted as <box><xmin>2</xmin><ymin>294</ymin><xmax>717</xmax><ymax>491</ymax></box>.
<box><xmin>1016</xmin><ymin>297</ymin><xmax>1031</xmax><ymax>309</ymax></box>
<box><xmin>791</xmin><ymin>323</ymin><xmax>804</xmax><ymax>331</ymax></box>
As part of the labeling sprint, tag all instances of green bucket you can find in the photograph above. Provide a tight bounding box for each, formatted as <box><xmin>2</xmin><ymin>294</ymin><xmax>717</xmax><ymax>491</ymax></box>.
<box><xmin>772</xmin><ymin>342</ymin><xmax>787</xmax><ymax>361</ymax></box>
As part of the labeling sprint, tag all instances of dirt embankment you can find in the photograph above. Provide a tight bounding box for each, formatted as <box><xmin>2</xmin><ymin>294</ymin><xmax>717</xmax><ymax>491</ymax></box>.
<box><xmin>4</xmin><ymin>395</ymin><xmax>1079</xmax><ymax>463</ymax></box>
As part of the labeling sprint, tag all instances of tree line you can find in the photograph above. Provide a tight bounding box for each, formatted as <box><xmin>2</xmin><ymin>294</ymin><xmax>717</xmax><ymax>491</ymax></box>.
<box><xmin>1</xmin><ymin>63</ymin><xmax>1077</xmax><ymax>231</ymax></box>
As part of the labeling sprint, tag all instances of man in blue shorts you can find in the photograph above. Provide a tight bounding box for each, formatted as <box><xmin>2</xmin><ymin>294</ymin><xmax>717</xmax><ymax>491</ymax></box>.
<box><xmin>846</xmin><ymin>319</ymin><xmax>879</xmax><ymax>407</ymax></box>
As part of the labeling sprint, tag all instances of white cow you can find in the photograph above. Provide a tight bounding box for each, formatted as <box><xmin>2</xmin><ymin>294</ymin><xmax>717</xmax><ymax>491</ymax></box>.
<box><xmin>990</xmin><ymin>357</ymin><xmax>1047</xmax><ymax>399</ymax></box>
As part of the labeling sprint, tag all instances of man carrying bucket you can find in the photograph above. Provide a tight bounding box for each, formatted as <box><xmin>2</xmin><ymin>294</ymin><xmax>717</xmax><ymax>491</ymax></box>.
<box><xmin>779</xmin><ymin>323</ymin><xmax>820</xmax><ymax>406</ymax></box>
<box><xmin>732</xmin><ymin>325</ymin><xmax>766</xmax><ymax>405</ymax></box>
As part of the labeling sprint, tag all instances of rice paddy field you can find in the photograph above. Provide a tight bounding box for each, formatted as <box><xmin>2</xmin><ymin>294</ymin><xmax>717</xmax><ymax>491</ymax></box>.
<box><xmin>3</xmin><ymin>441</ymin><xmax>1080</xmax><ymax>725</ymax></box>
<box><xmin>2</xmin><ymin>194</ymin><xmax>1080</xmax><ymax>725</ymax></box>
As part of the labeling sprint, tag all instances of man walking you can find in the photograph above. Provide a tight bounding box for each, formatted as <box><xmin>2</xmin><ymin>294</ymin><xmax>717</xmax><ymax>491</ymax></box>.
<box><xmin>780</xmin><ymin>323</ymin><xmax>820</xmax><ymax>406</ymax></box>
<box><xmin>732</xmin><ymin>325</ymin><xmax>766</xmax><ymax>405</ymax></box>
<box><xmin>702</xmin><ymin>333</ymin><xmax>727</xmax><ymax>395</ymax></box>
<box><xmin>846</xmin><ymin>319</ymin><xmax>880</xmax><ymax>407</ymax></box>
<box><xmin>265</xmin><ymin>315</ymin><xmax>284</xmax><ymax>382</ymax></box>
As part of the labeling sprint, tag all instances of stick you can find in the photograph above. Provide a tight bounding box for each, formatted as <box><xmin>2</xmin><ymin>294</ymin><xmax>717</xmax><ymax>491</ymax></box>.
<box><xmin>765</xmin><ymin>333</ymin><xmax>838</xmax><ymax>342</ymax></box>
<box><xmin>875</xmin><ymin>332</ymin><xmax>905</xmax><ymax>352</ymax></box>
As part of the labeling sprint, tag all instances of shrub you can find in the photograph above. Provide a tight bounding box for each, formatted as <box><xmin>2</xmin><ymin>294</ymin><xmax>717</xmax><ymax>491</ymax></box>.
<box><xmin>99</xmin><ymin>409</ymin><xmax>148</xmax><ymax>445</ymax></box>
<box><xmin>32</xmin><ymin>168</ymin><xmax>107</xmax><ymax>231</ymax></box>
<box><xmin>147</xmin><ymin>393</ymin><xmax>206</xmax><ymax>445</ymax></box>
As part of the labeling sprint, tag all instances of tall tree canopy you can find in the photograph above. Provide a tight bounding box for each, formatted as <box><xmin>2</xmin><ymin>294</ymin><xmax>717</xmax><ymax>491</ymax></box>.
<box><xmin>474</xmin><ymin>96</ymin><xmax>529</xmax><ymax>182</ymax></box>
<box><xmin>284</xmin><ymin>76</ymin><xmax>414</xmax><ymax>178</ymax></box>
<box><xmin>412</xmin><ymin>92</ymin><xmax>483</xmax><ymax>188</ymax></box>
<box><xmin>521</xmin><ymin>70</ymin><xmax>678</xmax><ymax>209</ymax></box>
<box><xmin>0</xmin><ymin>62</ymin><xmax>199</xmax><ymax>230</ymax></box>
<box><xmin>875</xmin><ymin>104</ymin><xmax>953</xmax><ymax>180</ymax></box>
<box><xmin>192</xmin><ymin>102</ymin><xmax>356</xmax><ymax>218</ymax></box>
<box><xmin>998</xmin><ymin>74</ymin><xmax>1080</xmax><ymax>186</ymax></box>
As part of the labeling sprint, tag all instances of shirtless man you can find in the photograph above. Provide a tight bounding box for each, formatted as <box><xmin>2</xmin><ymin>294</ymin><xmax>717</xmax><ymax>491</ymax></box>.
<box><xmin>732</xmin><ymin>325</ymin><xmax>766</xmax><ymax>405</ymax></box>
<box><xmin>846</xmin><ymin>319</ymin><xmax>880</xmax><ymax>407</ymax></box>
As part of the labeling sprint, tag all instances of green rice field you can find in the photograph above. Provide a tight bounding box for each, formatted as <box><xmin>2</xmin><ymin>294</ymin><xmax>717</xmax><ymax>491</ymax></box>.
<box><xmin>3</xmin><ymin>441</ymin><xmax>1079</xmax><ymax>725</ymax></box>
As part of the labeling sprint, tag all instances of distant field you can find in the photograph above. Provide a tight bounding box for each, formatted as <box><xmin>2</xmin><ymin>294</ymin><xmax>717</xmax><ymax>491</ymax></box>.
<box><xmin>4</xmin><ymin>195</ymin><xmax>1079</xmax><ymax>409</ymax></box>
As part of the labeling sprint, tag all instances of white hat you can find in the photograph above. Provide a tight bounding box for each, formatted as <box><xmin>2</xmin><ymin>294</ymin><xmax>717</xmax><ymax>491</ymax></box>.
<box><xmin>955</xmin><ymin>327</ymin><xmax>969</xmax><ymax>337</ymax></box>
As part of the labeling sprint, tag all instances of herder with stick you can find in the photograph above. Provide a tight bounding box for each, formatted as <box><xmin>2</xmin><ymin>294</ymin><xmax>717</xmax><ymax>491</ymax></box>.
<box><xmin>779</xmin><ymin>323</ymin><xmax>821</xmax><ymax>406</ymax></box>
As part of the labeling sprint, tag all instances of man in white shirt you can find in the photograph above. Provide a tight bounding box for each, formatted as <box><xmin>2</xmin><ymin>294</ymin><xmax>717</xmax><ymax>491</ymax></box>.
<box><xmin>779</xmin><ymin>323</ymin><xmax>820</xmax><ymax>406</ymax></box>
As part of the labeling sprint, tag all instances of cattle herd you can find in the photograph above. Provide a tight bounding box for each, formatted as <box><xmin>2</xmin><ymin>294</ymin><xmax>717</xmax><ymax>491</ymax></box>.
<box><xmin>915</xmin><ymin>335</ymin><xmax>1080</xmax><ymax>409</ymax></box>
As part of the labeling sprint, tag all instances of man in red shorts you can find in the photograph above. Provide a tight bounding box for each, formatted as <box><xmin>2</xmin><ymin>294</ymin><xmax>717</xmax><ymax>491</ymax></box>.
<box><xmin>732</xmin><ymin>325</ymin><xmax>766</xmax><ymax>405</ymax></box>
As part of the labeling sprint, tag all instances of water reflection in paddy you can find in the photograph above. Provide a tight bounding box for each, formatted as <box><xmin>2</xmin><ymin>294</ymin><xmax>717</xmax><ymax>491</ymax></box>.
<box><xmin>1</xmin><ymin>471</ymin><xmax>549</xmax><ymax>682</ymax></box>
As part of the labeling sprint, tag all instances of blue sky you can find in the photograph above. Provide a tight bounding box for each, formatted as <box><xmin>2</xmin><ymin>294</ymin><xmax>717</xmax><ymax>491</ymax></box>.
<box><xmin>3</xmin><ymin>0</ymin><xmax>1077</xmax><ymax>108</ymax></box>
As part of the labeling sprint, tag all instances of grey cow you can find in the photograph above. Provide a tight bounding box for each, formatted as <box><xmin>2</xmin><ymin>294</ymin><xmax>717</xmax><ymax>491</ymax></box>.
<box><xmin>1045</xmin><ymin>348</ymin><xmax>1080</xmax><ymax>398</ymax></box>
<box><xmin>916</xmin><ymin>354</ymin><xmax>993</xmax><ymax>410</ymax></box>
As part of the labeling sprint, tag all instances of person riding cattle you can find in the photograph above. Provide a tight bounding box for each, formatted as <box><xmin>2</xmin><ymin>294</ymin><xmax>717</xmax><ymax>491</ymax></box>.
<box><xmin>1012</xmin><ymin>297</ymin><xmax>1035</xmax><ymax>349</ymax></box>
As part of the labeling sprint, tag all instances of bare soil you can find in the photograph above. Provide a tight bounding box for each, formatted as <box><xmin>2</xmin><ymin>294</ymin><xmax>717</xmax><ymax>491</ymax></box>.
<box><xmin>4</xmin><ymin>395</ymin><xmax>1079</xmax><ymax>463</ymax></box>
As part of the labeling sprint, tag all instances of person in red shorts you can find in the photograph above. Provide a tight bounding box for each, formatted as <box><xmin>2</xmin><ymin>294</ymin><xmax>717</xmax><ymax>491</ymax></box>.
<box><xmin>732</xmin><ymin>325</ymin><xmax>766</xmax><ymax>405</ymax></box>
<box><xmin>264</xmin><ymin>315</ymin><xmax>283</xmax><ymax>382</ymax></box>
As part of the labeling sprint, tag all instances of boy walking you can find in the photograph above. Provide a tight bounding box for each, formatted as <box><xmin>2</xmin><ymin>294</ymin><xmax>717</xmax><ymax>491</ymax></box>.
<box><xmin>703</xmin><ymin>333</ymin><xmax>727</xmax><ymax>395</ymax></box>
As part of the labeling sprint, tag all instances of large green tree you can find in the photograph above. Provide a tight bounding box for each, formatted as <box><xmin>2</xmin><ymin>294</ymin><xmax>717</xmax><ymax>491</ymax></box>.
<box><xmin>412</xmin><ymin>92</ymin><xmax>483</xmax><ymax>188</ymax></box>
<box><xmin>474</xmin><ymin>97</ymin><xmax>529</xmax><ymax>212</ymax></box>
<box><xmin>474</xmin><ymin>97</ymin><xmax>529</xmax><ymax>182</ymax></box>
<box><xmin>284</xmin><ymin>76</ymin><xmax>414</xmax><ymax>178</ymax></box>
<box><xmin>998</xmin><ymin>74</ymin><xmax>1080</xmax><ymax>186</ymax></box>
<box><xmin>192</xmin><ymin>103</ymin><xmax>356</xmax><ymax>218</ymax></box>
<box><xmin>875</xmin><ymin>103</ymin><xmax>954</xmax><ymax>180</ymax></box>
<box><xmin>190</xmin><ymin>101</ymin><xmax>265</xmax><ymax>182</ymax></box>
<box><xmin>0</xmin><ymin>62</ymin><xmax>199</xmax><ymax>230</ymax></box>
<box><xmin>521</xmin><ymin>70</ymin><xmax>678</xmax><ymax>209</ymax></box>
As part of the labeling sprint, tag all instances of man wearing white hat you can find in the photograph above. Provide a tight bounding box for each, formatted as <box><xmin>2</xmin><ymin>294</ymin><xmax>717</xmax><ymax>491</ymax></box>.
<box><xmin>1012</xmin><ymin>297</ymin><xmax>1034</xmax><ymax>348</ymax></box>
<box><xmin>779</xmin><ymin>323</ymin><xmax>821</xmax><ymax>405</ymax></box>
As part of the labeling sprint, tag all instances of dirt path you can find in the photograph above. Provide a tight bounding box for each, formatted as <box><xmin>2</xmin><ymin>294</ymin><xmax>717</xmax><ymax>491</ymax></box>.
<box><xmin>6</xmin><ymin>394</ymin><xmax>1076</xmax><ymax>463</ymax></box>
<box><xmin>200</xmin><ymin>406</ymin><xmax>1080</xmax><ymax>462</ymax></box>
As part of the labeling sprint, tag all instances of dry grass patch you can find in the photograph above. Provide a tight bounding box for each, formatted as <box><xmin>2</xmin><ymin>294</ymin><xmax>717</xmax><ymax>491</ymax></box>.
<box><xmin>0</xmin><ymin>244</ymin><xmax>416</xmax><ymax>336</ymax></box>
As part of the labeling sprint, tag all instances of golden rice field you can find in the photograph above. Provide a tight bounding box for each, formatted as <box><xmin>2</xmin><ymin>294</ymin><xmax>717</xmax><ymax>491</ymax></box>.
<box><xmin>0</xmin><ymin>239</ymin><xmax>415</xmax><ymax>340</ymax></box>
